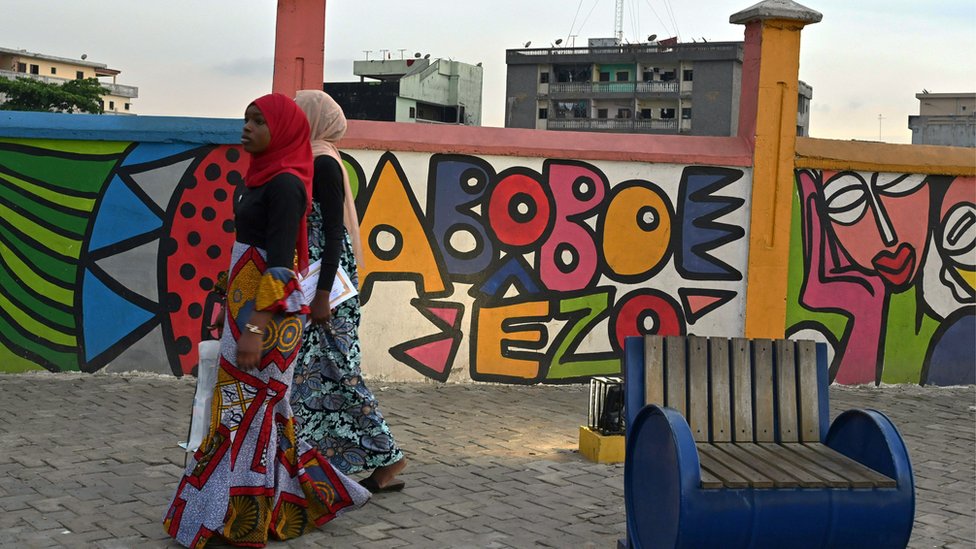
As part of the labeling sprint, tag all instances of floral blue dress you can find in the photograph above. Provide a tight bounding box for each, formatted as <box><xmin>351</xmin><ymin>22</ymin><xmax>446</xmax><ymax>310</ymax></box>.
<box><xmin>291</xmin><ymin>200</ymin><xmax>404</xmax><ymax>474</ymax></box>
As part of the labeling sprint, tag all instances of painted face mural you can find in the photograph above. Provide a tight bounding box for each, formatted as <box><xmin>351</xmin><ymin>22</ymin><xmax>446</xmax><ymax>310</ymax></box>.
<box><xmin>789</xmin><ymin>168</ymin><xmax>975</xmax><ymax>387</ymax></box>
<box><xmin>820</xmin><ymin>171</ymin><xmax>929</xmax><ymax>290</ymax></box>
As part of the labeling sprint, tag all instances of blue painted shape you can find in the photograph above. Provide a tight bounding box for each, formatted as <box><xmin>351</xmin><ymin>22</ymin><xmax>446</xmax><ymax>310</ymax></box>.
<box><xmin>89</xmin><ymin>175</ymin><xmax>162</xmax><ymax>252</ymax></box>
<box><xmin>121</xmin><ymin>142</ymin><xmax>201</xmax><ymax>167</ymax></box>
<box><xmin>82</xmin><ymin>269</ymin><xmax>155</xmax><ymax>361</ymax></box>
<box><xmin>471</xmin><ymin>254</ymin><xmax>542</xmax><ymax>299</ymax></box>
<box><xmin>428</xmin><ymin>157</ymin><xmax>495</xmax><ymax>279</ymax></box>
<box><xmin>677</xmin><ymin>168</ymin><xmax>745</xmax><ymax>281</ymax></box>
<box><xmin>926</xmin><ymin>311</ymin><xmax>976</xmax><ymax>386</ymax></box>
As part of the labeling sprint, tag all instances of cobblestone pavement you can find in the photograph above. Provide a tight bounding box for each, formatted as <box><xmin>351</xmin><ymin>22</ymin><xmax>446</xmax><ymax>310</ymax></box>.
<box><xmin>0</xmin><ymin>372</ymin><xmax>972</xmax><ymax>548</ymax></box>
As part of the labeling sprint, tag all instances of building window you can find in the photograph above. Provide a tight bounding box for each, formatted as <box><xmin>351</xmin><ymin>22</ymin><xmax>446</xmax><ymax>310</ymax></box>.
<box><xmin>798</xmin><ymin>96</ymin><xmax>809</xmax><ymax>114</ymax></box>
<box><xmin>538</xmin><ymin>108</ymin><xmax>548</xmax><ymax>119</ymax></box>
<box><xmin>661</xmin><ymin>71</ymin><xmax>676</xmax><ymax>82</ymax></box>
<box><xmin>681</xmin><ymin>107</ymin><xmax>692</xmax><ymax>119</ymax></box>
<box><xmin>597</xmin><ymin>108</ymin><xmax>608</xmax><ymax>119</ymax></box>
<box><xmin>16</xmin><ymin>62</ymin><xmax>26</xmax><ymax>72</ymax></box>
<box><xmin>641</xmin><ymin>108</ymin><xmax>652</xmax><ymax>119</ymax></box>
<box><xmin>797</xmin><ymin>125</ymin><xmax>804</xmax><ymax>136</ymax></box>
<box><xmin>642</xmin><ymin>71</ymin><xmax>654</xmax><ymax>82</ymax></box>
<box><xmin>76</xmin><ymin>71</ymin><xmax>84</xmax><ymax>79</ymax></box>
<box><xmin>554</xmin><ymin>64</ymin><xmax>590</xmax><ymax>83</ymax></box>
<box><xmin>99</xmin><ymin>100</ymin><xmax>104</xmax><ymax>110</ymax></box>
<box><xmin>124</xmin><ymin>103</ymin><xmax>130</xmax><ymax>111</ymax></box>
<box><xmin>109</xmin><ymin>100</ymin><xmax>115</xmax><ymax>110</ymax></box>
<box><xmin>683</xmin><ymin>70</ymin><xmax>694</xmax><ymax>82</ymax></box>
<box><xmin>599</xmin><ymin>72</ymin><xmax>610</xmax><ymax>82</ymax></box>
<box><xmin>409</xmin><ymin>106</ymin><xmax>416</xmax><ymax>118</ymax></box>
<box><xmin>615</xmin><ymin>71</ymin><xmax>629</xmax><ymax>82</ymax></box>
<box><xmin>660</xmin><ymin>108</ymin><xmax>675</xmax><ymax>119</ymax></box>
<box><xmin>50</xmin><ymin>67</ymin><xmax>57</xmax><ymax>75</ymax></box>
<box><xmin>617</xmin><ymin>108</ymin><xmax>632</xmax><ymax>119</ymax></box>
<box><xmin>555</xmin><ymin>100</ymin><xmax>587</xmax><ymax>119</ymax></box>
<box><xmin>30</xmin><ymin>64</ymin><xmax>39</xmax><ymax>75</ymax></box>
<box><xmin>540</xmin><ymin>72</ymin><xmax>549</xmax><ymax>84</ymax></box>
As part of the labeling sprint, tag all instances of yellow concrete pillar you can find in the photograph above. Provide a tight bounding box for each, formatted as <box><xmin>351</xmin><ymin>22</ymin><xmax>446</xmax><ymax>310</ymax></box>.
<box><xmin>731</xmin><ymin>1</ymin><xmax>821</xmax><ymax>339</ymax></box>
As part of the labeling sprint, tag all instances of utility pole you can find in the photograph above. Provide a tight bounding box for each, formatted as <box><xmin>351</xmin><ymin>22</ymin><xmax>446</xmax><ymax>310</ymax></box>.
<box><xmin>878</xmin><ymin>113</ymin><xmax>886</xmax><ymax>141</ymax></box>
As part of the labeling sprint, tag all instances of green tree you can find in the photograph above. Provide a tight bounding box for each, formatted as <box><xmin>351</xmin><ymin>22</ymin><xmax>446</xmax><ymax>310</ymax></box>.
<box><xmin>0</xmin><ymin>77</ymin><xmax>105</xmax><ymax>114</ymax></box>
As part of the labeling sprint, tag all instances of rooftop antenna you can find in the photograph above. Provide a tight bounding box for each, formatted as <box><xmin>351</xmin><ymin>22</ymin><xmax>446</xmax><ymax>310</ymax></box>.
<box><xmin>362</xmin><ymin>50</ymin><xmax>372</xmax><ymax>61</ymax></box>
<box><xmin>614</xmin><ymin>0</ymin><xmax>624</xmax><ymax>42</ymax></box>
<box><xmin>878</xmin><ymin>113</ymin><xmax>886</xmax><ymax>141</ymax></box>
<box><xmin>379</xmin><ymin>48</ymin><xmax>389</xmax><ymax>60</ymax></box>
<box><xmin>398</xmin><ymin>49</ymin><xmax>407</xmax><ymax>60</ymax></box>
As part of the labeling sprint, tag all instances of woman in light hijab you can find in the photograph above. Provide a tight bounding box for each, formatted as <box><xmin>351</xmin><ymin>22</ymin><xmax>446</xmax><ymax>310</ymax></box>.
<box><xmin>291</xmin><ymin>89</ymin><xmax>407</xmax><ymax>493</ymax></box>
<box><xmin>163</xmin><ymin>93</ymin><xmax>369</xmax><ymax>548</ymax></box>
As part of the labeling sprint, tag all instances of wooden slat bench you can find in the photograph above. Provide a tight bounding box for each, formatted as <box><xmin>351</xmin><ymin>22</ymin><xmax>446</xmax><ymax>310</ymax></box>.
<box><xmin>621</xmin><ymin>335</ymin><xmax>915</xmax><ymax>549</ymax></box>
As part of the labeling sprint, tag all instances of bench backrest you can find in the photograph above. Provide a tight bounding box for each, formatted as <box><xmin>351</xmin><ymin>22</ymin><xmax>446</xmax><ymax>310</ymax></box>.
<box><xmin>624</xmin><ymin>335</ymin><xmax>829</xmax><ymax>443</ymax></box>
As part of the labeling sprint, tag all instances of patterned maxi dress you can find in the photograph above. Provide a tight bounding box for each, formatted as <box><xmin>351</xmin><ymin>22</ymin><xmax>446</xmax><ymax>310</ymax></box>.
<box><xmin>164</xmin><ymin>240</ymin><xmax>370</xmax><ymax>548</ymax></box>
<box><xmin>291</xmin><ymin>200</ymin><xmax>405</xmax><ymax>474</ymax></box>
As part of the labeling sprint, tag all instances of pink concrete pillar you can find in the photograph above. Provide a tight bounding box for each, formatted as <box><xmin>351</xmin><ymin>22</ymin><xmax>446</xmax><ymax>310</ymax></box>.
<box><xmin>272</xmin><ymin>0</ymin><xmax>326</xmax><ymax>98</ymax></box>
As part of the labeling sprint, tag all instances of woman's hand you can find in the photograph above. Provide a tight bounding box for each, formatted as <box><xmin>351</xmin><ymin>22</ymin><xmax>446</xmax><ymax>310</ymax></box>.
<box><xmin>310</xmin><ymin>290</ymin><xmax>333</xmax><ymax>326</ymax></box>
<box><xmin>237</xmin><ymin>331</ymin><xmax>263</xmax><ymax>370</ymax></box>
<box><xmin>237</xmin><ymin>311</ymin><xmax>271</xmax><ymax>370</ymax></box>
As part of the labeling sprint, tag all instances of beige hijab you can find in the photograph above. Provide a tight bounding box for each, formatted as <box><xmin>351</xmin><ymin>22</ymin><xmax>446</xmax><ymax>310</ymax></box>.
<box><xmin>294</xmin><ymin>89</ymin><xmax>363</xmax><ymax>267</ymax></box>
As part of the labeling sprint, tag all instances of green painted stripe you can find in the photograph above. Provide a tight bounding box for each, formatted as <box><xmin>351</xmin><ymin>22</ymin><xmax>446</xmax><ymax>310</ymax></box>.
<box><xmin>0</xmin><ymin>314</ymin><xmax>78</xmax><ymax>371</ymax></box>
<box><xmin>0</xmin><ymin>340</ymin><xmax>47</xmax><ymax>372</ymax></box>
<box><xmin>0</xmin><ymin>259</ymin><xmax>74</xmax><ymax>330</ymax></box>
<box><xmin>0</xmin><ymin>203</ymin><xmax>81</xmax><ymax>258</ymax></box>
<box><xmin>0</xmin><ymin>291</ymin><xmax>75</xmax><ymax>346</ymax></box>
<box><xmin>0</xmin><ymin>184</ymin><xmax>88</xmax><ymax>236</ymax></box>
<box><xmin>0</xmin><ymin>138</ymin><xmax>129</xmax><ymax>155</ymax></box>
<box><xmin>0</xmin><ymin>148</ymin><xmax>118</xmax><ymax>194</ymax></box>
<box><xmin>0</xmin><ymin>223</ymin><xmax>75</xmax><ymax>285</ymax></box>
<box><xmin>0</xmin><ymin>240</ymin><xmax>73</xmax><ymax>305</ymax></box>
<box><xmin>0</xmin><ymin>171</ymin><xmax>96</xmax><ymax>212</ymax></box>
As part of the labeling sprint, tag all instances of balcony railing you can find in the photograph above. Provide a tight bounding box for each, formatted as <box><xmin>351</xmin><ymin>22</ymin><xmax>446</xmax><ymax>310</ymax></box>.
<box><xmin>548</xmin><ymin>81</ymin><xmax>679</xmax><ymax>94</ymax></box>
<box><xmin>0</xmin><ymin>69</ymin><xmax>138</xmax><ymax>98</ymax></box>
<box><xmin>509</xmin><ymin>42</ymin><xmax>741</xmax><ymax>58</ymax></box>
<box><xmin>547</xmin><ymin>118</ymin><xmax>680</xmax><ymax>131</ymax></box>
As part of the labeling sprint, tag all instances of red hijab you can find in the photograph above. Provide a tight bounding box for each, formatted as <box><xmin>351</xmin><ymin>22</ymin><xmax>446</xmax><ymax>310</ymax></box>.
<box><xmin>244</xmin><ymin>93</ymin><xmax>314</xmax><ymax>274</ymax></box>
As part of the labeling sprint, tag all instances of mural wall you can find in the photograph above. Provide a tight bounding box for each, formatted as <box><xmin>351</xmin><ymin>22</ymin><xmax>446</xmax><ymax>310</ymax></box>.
<box><xmin>787</xmin><ymin>169</ymin><xmax>975</xmax><ymax>386</ymax></box>
<box><xmin>0</xmin><ymin>138</ymin><xmax>752</xmax><ymax>383</ymax></box>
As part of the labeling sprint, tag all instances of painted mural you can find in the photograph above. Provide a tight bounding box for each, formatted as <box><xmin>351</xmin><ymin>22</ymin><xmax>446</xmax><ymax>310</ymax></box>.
<box><xmin>0</xmin><ymin>138</ymin><xmax>750</xmax><ymax>382</ymax></box>
<box><xmin>787</xmin><ymin>169</ymin><xmax>975</xmax><ymax>386</ymax></box>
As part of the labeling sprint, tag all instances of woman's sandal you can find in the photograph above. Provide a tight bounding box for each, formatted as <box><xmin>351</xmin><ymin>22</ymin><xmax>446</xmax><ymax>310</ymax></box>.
<box><xmin>359</xmin><ymin>477</ymin><xmax>406</xmax><ymax>493</ymax></box>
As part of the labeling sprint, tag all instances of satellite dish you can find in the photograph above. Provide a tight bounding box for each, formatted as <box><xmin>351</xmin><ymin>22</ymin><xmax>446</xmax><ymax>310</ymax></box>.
<box><xmin>81</xmin><ymin>54</ymin><xmax>87</xmax><ymax>60</ymax></box>
<box><xmin>554</xmin><ymin>39</ymin><xmax>563</xmax><ymax>45</ymax></box>
<box><xmin>647</xmin><ymin>34</ymin><xmax>657</xmax><ymax>42</ymax></box>
<box><xmin>424</xmin><ymin>53</ymin><xmax>431</xmax><ymax>59</ymax></box>
<box><xmin>524</xmin><ymin>41</ymin><xmax>531</xmax><ymax>48</ymax></box>
<box><xmin>476</xmin><ymin>62</ymin><xmax>482</xmax><ymax>67</ymax></box>
<box><xmin>414</xmin><ymin>52</ymin><xmax>422</xmax><ymax>58</ymax></box>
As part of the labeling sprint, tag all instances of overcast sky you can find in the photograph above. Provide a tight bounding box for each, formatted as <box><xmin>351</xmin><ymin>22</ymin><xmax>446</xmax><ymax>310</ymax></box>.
<box><xmin>5</xmin><ymin>0</ymin><xmax>975</xmax><ymax>144</ymax></box>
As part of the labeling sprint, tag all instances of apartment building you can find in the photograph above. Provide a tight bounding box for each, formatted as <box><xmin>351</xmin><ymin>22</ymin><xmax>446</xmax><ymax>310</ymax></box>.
<box><xmin>505</xmin><ymin>38</ymin><xmax>812</xmax><ymax>137</ymax></box>
<box><xmin>0</xmin><ymin>47</ymin><xmax>138</xmax><ymax>114</ymax></box>
<box><xmin>326</xmin><ymin>56</ymin><xmax>483</xmax><ymax>126</ymax></box>
<box><xmin>908</xmin><ymin>92</ymin><xmax>975</xmax><ymax>147</ymax></box>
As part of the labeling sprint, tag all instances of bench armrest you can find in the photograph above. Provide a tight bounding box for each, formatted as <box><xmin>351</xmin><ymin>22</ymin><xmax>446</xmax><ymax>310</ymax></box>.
<box><xmin>825</xmin><ymin>408</ymin><xmax>914</xmax><ymax>487</ymax></box>
<box><xmin>625</xmin><ymin>404</ymin><xmax>701</xmax><ymax>549</ymax></box>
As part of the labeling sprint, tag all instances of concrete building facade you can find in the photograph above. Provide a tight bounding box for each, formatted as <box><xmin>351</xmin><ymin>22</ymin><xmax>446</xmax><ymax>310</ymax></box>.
<box><xmin>326</xmin><ymin>57</ymin><xmax>483</xmax><ymax>126</ymax></box>
<box><xmin>909</xmin><ymin>92</ymin><xmax>975</xmax><ymax>147</ymax></box>
<box><xmin>505</xmin><ymin>39</ymin><xmax>812</xmax><ymax>137</ymax></box>
<box><xmin>0</xmin><ymin>47</ymin><xmax>138</xmax><ymax>114</ymax></box>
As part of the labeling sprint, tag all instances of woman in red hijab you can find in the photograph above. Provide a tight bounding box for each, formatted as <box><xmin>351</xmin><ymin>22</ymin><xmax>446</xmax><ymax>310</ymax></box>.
<box><xmin>164</xmin><ymin>93</ymin><xmax>369</xmax><ymax>548</ymax></box>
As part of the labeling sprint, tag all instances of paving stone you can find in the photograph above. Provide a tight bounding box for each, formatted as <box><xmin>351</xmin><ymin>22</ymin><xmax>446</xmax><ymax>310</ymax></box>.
<box><xmin>0</xmin><ymin>374</ymin><xmax>971</xmax><ymax>548</ymax></box>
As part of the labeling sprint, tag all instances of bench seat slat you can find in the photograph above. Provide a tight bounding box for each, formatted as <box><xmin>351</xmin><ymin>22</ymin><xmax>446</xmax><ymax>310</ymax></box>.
<box><xmin>734</xmin><ymin>443</ymin><xmax>825</xmax><ymax>488</ymax></box>
<box><xmin>802</xmin><ymin>443</ymin><xmax>897</xmax><ymax>488</ymax></box>
<box><xmin>711</xmin><ymin>443</ymin><xmax>800</xmax><ymax>488</ymax></box>
<box><xmin>697</xmin><ymin>445</ymin><xmax>751</xmax><ymax>488</ymax></box>
<box><xmin>759</xmin><ymin>443</ymin><xmax>853</xmax><ymax>488</ymax></box>
<box><xmin>698</xmin><ymin>444</ymin><xmax>775</xmax><ymax>488</ymax></box>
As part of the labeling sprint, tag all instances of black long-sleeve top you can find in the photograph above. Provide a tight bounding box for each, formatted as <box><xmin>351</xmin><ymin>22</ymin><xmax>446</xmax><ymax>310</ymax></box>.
<box><xmin>313</xmin><ymin>155</ymin><xmax>346</xmax><ymax>292</ymax></box>
<box><xmin>234</xmin><ymin>173</ymin><xmax>307</xmax><ymax>270</ymax></box>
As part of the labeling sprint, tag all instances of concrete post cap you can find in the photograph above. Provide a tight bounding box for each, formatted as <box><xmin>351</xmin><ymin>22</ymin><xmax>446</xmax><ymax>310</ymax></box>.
<box><xmin>730</xmin><ymin>0</ymin><xmax>823</xmax><ymax>25</ymax></box>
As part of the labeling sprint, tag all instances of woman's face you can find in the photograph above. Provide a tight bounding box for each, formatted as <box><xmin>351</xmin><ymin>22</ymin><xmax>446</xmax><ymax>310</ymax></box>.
<box><xmin>821</xmin><ymin>172</ymin><xmax>930</xmax><ymax>290</ymax></box>
<box><xmin>241</xmin><ymin>104</ymin><xmax>271</xmax><ymax>154</ymax></box>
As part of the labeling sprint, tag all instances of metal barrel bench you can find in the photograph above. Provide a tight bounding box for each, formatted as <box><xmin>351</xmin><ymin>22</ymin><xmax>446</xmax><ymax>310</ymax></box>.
<box><xmin>621</xmin><ymin>335</ymin><xmax>915</xmax><ymax>549</ymax></box>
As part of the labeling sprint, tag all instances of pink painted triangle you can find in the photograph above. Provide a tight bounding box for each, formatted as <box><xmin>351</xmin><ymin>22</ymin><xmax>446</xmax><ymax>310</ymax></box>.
<box><xmin>403</xmin><ymin>337</ymin><xmax>455</xmax><ymax>375</ymax></box>
<box><xmin>426</xmin><ymin>306</ymin><xmax>460</xmax><ymax>329</ymax></box>
<box><xmin>685</xmin><ymin>294</ymin><xmax>725</xmax><ymax>316</ymax></box>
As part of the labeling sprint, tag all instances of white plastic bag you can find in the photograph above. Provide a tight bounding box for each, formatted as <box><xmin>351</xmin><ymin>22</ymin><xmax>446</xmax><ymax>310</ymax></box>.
<box><xmin>179</xmin><ymin>340</ymin><xmax>220</xmax><ymax>454</ymax></box>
